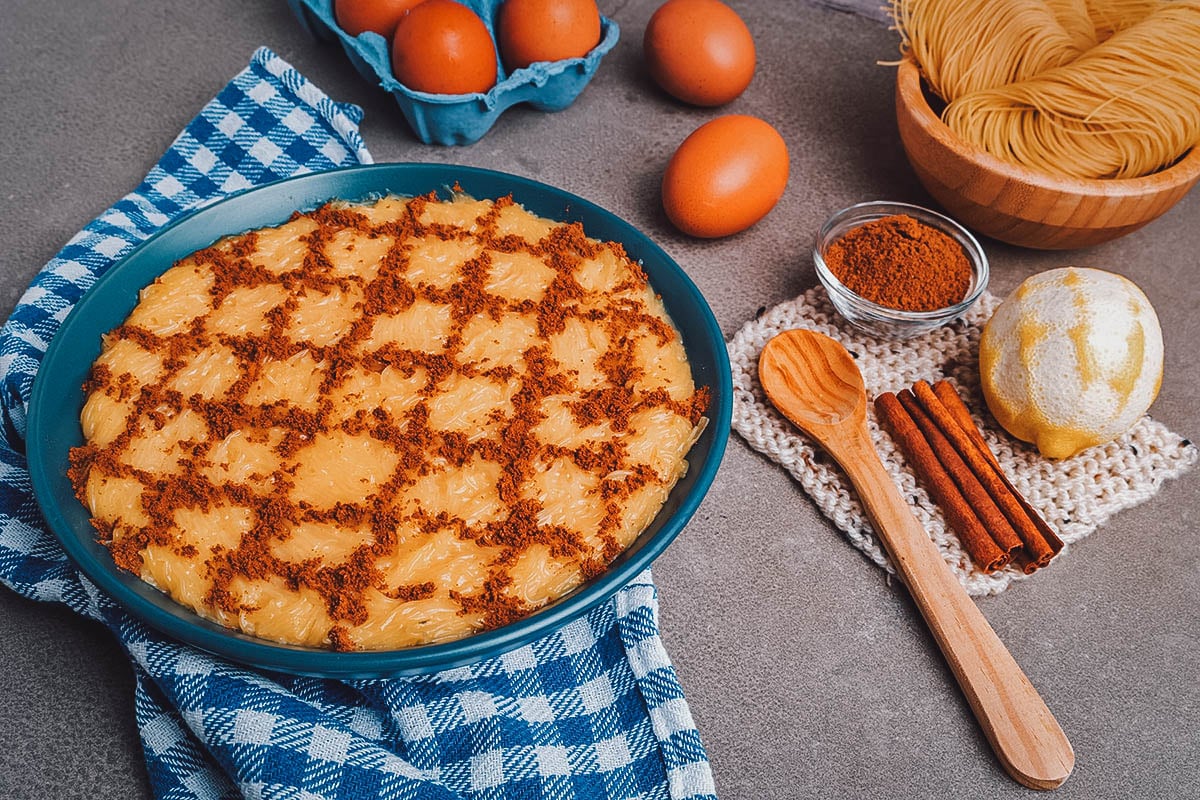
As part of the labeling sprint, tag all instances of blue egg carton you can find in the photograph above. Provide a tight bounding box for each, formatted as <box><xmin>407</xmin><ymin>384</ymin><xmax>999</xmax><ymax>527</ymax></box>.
<box><xmin>287</xmin><ymin>0</ymin><xmax>620</xmax><ymax>146</ymax></box>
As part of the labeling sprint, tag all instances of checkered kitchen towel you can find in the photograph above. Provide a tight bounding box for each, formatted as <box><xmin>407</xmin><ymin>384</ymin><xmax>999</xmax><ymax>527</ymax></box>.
<box><xmin>0</xmin><ymin>47</ymin><xmax>716</xmax><ymax>800</ymax></box>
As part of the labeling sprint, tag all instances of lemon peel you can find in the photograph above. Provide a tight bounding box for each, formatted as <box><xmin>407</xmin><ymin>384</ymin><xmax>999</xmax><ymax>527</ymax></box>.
<box><xmin>979</xmin><ymin>267</ymin><xmax>1163</xmax><ymax>459</ymax></box>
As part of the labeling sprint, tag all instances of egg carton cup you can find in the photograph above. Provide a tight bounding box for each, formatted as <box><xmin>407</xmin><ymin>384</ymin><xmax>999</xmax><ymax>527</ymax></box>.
<box><xmin>288</xmin><ymin>0</ymin><xmax>620</xmax><ymax>145</ymax></box>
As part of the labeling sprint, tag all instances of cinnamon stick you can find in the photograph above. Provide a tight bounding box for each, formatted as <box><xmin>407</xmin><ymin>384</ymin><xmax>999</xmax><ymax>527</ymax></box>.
<box><xmin>897</xmin><ymin>389</ymin><xmax>1025</xmax><ymax>558</ymax></box>
<box><xmin>930</xmin><ymin>380</ymin><xmax>1002</xmax><ymax>471</ymax></box>
<box><xmin>928</xmin><ymin>380</ymin><xmax>1064</xmax><ymax>571</ymax></box>
<box><xmin>874</xmin><ymin>391</ymin><xmax>1009</xmax><ymax>572</ymax></box>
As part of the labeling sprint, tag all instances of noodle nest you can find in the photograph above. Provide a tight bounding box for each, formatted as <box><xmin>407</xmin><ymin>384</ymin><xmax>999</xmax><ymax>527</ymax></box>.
<box><xmin>892</xmin><ymin>0</ymin><xmax>1200</xmax><ymax>179</ymax></box>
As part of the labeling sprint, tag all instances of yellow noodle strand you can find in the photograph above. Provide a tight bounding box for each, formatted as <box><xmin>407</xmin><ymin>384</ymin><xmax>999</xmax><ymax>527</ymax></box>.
<box><xmin>1046</xmin><ymin>0</ymin><xmax>1100</xmax><ymax>52</ymax></box>
<box><xmin>942</xmin><ymin>2</ymin><xmax>1200</xmax><ymax>178</ymax></box>
<box><xmin>894</xmin><ymin>0</ymin><xmax>1200</xmax><ymax>179</ymax></box>
<box><xmin>893</xmin><ymin>0</ymin><xmax>1091</xmax><ymax>101</ymax></box>
<box><xmin>1085</xmin><ymin>0</ymin><xmax>1164</xmax><ymax>39</ymax></box>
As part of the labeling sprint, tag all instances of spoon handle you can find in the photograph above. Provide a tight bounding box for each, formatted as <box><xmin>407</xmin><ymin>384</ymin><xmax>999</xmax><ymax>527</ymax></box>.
<box><xmin>835</xmin><ymin>435</ymin><xmax>1074</xmax><ymax>790</ymax></box>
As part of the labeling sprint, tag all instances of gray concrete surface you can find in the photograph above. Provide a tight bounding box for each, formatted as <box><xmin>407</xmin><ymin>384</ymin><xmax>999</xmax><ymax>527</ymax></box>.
<box><xmin>1</xmin><ymin>1</ymin><xmax>1197</xmax><ymax>798</ymax></box>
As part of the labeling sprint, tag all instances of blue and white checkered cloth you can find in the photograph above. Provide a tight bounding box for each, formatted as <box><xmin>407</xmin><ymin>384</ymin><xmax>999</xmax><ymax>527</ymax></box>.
<box><xmin>0</xmin><ymin>47</ymin><xmax>717</xmax><ymax>800</ymax></box>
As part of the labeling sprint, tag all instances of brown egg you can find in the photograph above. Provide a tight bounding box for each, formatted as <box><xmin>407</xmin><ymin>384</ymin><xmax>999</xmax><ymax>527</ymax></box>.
<box><xmin>643</xmin><ymin>0</ymin><xmax>756</xmax><ymax>106</ymax></box>
<box><xmin>497</xmin><ymin>0</ymin><xmax>602</xmax><ymax>71</ymax></box>
<box><xmin>335</xmin><ymin>0</ymin><xmax>427</xmax><ymax>38</ymax></box>
<box><xmin>662</xmin><ymin>115</ymin><xmax>789</xmax><ymax>238</ymax></box>
<box><xmin>391</xmin><ymin>0</ymin><xmax>498</xmax><ymax>95</ymax></box>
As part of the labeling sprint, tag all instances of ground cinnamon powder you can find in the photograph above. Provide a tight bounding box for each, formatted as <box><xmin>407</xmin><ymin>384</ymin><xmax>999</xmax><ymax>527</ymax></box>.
<box><xmin>823</xmin><ymin>214</ymin><xmax>972</xmax><ymax>312</ymax></box>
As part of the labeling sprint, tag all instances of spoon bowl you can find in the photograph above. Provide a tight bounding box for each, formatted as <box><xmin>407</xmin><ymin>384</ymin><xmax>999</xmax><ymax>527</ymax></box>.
<box><xmin>758</xmin><ymin>328</ymin><xmax>1073</xmax><ymax>790</ymax></box>
<box><xmin>758</xmin><ymin>328</ymin><xmax>866</xmax><ymax>434</ymax></box>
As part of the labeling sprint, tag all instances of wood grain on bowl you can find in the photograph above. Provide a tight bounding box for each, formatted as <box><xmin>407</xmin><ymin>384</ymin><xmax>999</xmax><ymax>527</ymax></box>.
<box><xmin>894</xmin><ymin>57</ymin><xmax>1200</xmax><ymax>250</ymax></box>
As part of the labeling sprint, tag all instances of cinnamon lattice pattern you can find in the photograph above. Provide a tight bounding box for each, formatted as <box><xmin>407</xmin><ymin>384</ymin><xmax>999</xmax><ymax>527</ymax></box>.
<box><xmin>69</xmin><ymin>194</ymin><xmax>707</xmax><ymax>650</ymax></box>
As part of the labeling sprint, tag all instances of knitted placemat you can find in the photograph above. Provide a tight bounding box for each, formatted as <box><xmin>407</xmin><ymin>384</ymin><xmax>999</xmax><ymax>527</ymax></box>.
<box><xmin>728</xmin><ymin>287</ymin><xmax>1199</xmax><ymax>596</ymax></box>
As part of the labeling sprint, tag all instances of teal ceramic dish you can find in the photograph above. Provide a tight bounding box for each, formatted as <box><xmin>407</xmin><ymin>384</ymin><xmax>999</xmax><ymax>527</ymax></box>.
<box><xmin>288</xmin><ymin>0</ymin><xmax>620</xmax><ymax>145</ymax></box>
<box><xmin>27</xmin><ymin>163</ymin><xmax>731</xmax><ymax>678</ymax></box>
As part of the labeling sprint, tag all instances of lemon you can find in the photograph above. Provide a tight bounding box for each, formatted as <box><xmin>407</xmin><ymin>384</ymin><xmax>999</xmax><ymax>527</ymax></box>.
<box><xmin>979</xmin><ymin>267</ymin><xmax>1163</xmax><ymax>459</ymax></box>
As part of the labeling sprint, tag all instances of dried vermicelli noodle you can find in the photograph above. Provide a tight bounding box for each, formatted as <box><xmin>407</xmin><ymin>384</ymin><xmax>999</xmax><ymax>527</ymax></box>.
<box><xmin>892</xmin><ymin>0</ymin><xmax>1092</xmax><ymax>101</ymax></box>
<box><xmin>1085</xmin><ymin>0</ymin><xmax>1166</xmax><ymax>39</ymax></box>
<box><xmin>1045</xmin><ymin>0</ymin><xmax>1101</xmax><ymax>53</ymax></box>
<box><xmin>943</xmin><ymin>2</ymin><xmax>1200</xmax><ymax>179</ymax></box>
<box><xmin>893</xmin><ymin>0</ymin><xmax>1200</xmax><ymax>180</ymax></box>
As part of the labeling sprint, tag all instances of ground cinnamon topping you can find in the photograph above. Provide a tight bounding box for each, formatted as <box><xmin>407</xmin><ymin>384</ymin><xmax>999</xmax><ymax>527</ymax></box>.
<box><xmin>385</xmin><ymin>581</ymin><xmax>436</xmax><ymax>602</ymax></box>
<box><xmin>82</xmin><ymin>363</ymin><xmax>112</xmax><ymax>395</ymax></box>
<box><xmin>69</xmin><ymin>194</ymin><xmax>709</xmax><ymax>652</ymax></box>
<box><xmin>450</xmin><ymin>571</ymin><xmax>526</xmax><ymax>630</ymax></box>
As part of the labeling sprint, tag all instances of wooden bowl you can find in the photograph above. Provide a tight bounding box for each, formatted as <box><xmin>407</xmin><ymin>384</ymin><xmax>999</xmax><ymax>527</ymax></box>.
<box><xmin>894</xmin><ymin>56</ymin><xmax>1200</xmax><ymax>250</ymax></box>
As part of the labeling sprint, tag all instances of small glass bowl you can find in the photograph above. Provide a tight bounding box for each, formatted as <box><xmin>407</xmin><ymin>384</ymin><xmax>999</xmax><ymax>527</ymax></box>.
<box><xmin>812</xmin><ymin>201</ymin><xmax>989</xmax><ymax>339</ymax></box>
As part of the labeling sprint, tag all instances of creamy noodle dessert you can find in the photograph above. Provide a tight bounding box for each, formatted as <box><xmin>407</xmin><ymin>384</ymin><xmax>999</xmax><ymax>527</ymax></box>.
<box><xmin>68</xmin><ymin>194</ymin><xmax>708</xmax><ymax>651</ymax></box>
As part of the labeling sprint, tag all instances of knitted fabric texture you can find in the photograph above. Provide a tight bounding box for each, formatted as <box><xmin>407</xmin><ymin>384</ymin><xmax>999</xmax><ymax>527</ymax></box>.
<box><xmin>0</xmin><ymin>47</ymin><xmax>716</xmax><ymax>800</ymax></box>
<box><xmin>729</xmin><ymin>287</ymin><xmax>1198</xmax><ymax>596</ymax></box>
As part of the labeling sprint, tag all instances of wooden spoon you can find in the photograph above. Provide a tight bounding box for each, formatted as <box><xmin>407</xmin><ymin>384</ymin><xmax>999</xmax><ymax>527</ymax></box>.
<box><xmin>758</xmin><ymin>328</ymin><xmax>1074</xmax><ymax>790</ymax></box>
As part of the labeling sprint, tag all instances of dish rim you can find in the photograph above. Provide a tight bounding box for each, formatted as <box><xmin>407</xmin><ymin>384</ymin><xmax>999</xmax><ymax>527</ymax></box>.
<box><xmin>26</xmin><ymin>163</ymin><xmax>732</xmax><ymax>678</ymax></box>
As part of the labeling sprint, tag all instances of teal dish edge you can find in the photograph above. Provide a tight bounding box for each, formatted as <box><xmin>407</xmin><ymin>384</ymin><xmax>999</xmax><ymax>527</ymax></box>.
<box><xmin>27</xmin><ymin>163</ymin><xmax>732</xmax><ymax>679</ymax></box>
